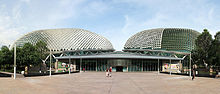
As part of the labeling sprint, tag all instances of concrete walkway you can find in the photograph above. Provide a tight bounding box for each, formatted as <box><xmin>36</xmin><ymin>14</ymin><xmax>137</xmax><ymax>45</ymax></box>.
<box><xmin>0</xmin><ymin>72</ymin><xmax>220</xmax><ymax>94</ymax></box>
<box><xmin>0</xmin><ymin>71</ymin><xmax>24</xmax><ymax>78</ymax></box>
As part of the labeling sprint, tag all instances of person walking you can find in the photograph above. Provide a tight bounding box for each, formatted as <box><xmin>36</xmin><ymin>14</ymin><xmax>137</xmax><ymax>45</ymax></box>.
<box><xmin>192</xmin><ymin>66</ymin><xmax>195</xmax><ymax>80</ymax></box>
<box><xmin>109</xmin><ymin>67</ymin><xmax>112</xmax><ymax>77</ymax></box>
<box><xmin>83</xmin><ymin>68</ymin><xmax>85</xmax><ymax>72</ymax></box>
<box><xmin>106</xmin><ymin>68</ymin><xmax>109</xmax><ymax>77</ymax></box>
<box><xmin>216</xmin><ymin>69</ymin><xmax>219</xmax><ymax>78</ymax></box>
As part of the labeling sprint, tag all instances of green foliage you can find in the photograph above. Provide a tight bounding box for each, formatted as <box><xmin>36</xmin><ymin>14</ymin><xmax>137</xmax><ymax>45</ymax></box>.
<box><xmin>192</xmin><ymin>49</ymin><xmax>202</xmax><ymax>66</ymax></box>
<box><xmin>192</xmin><ymin>29</ymin><xmax>220</xmax><ymax>68</ymax></box>
<box><xmin>35</xmin><ymin>41</ymin><xmax>49</xmax><ymax>60</ymax></box>
<box><xmin>195</xmin><ymin>29</ymin><xmax>213</xmax><ymax>53</ymax></box>
<box><xmin>0</xmin><ymin>49</ymin><xmax>2</xmax><ymax>64</ymax></box>
<box><xmin>0</xmin><ymin>41</ymin><xmax>48</xmax><ymax>71</ymax></box>
<box><xmin>21</xmin><ymin>43</ymin><xmax>40</xmax><ymax>67</ymax></box>
<box><xmin>0</xmin><ymin>46</ymin><xmax>13</xmax><ymax>70</ymax></box>
<box><xmin>193</xmin><ymin>29</ymin><xmax>213</xmax><ymax>66</ymax></box>
<box><xmin>215</xmin><ymin>31</ymin><xmax>220</xmax><ymax>40</ymax></box>
<box><xmin>208</xmin><ymin>32</ymin><xmax>220</xmax><ymax>66</ymax></box>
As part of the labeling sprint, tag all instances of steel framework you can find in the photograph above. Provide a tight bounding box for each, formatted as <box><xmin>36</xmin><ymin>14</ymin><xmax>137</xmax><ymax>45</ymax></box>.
<box><xmin>11</xmin><ymin>28</ymin><xmax>114</xmax><ymax>52</ymax></box>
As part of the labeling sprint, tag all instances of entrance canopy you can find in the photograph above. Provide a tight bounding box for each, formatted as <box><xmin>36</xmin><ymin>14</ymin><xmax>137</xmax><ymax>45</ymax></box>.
<box><xmin>55</xmin><ymin>52</ymin><xmax>183</xmax><ymax>60</ymax></box>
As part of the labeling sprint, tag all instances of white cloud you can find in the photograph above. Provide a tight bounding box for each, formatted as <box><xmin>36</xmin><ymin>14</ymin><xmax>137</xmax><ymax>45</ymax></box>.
<box><xmin>0</xmin><ymin>0</ymin><xmax>112</xmax><ymax>47</ymax></box>
<box><xmin>118</xmin><ymin>0</ymin><xmax>219</xmax><ymax>36</ymax></box>
<box><xmin>110</xmin><ymin>0</ymin><xmax>220</xmax><ymax>50</ymax></box>
<box><xmin>20</xmin><ymin>0</ymin><xmax>30</xmax><ymax>3</ymax></box>
<box><xmin>82</xmin><ymin>1</ymin><xmax>109</xmax><ymax>16</ymax></box>
<box><xmin>0</xmin><ymin>0</ymin><xmax>220</xmax><ymax>50</ymax></box>
<box><xmin>121</xmin><ymin>15</ymin><xmax>131</xmax><ymax>32</ymax></box>
<box><xmin>0</xmin><ymin>2</ymin><xmax>24</xmax><ymax>46</ymax></box>
<box><xmin>0</xmin><ymin>0</ymin><xmax>85</xmax><ymax>46</ymax></box>
<box><xmin>0</xmin><ymin>28</ymin><xmax>22</xmax><ymax>46</ymax></box>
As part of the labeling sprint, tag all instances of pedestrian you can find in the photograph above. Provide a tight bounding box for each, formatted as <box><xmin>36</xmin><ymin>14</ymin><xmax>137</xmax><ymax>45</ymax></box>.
<box><xmin>83</xmin><ymin>68</ymin><xmax>85</xmax><ymax>72</ymax></box>
<box><xmin>192</xmin><ymin>67</ymin><xmax>195</xmax><ymax>80</ymax></box>
<box><xmin>109</xmin><ymin>67</ymin><xmax>112</xmax><ymax>77</ymax></box>
<box><xmin>66</xmin><ymin>65</ymin><xmax>68</xmax><ymax>72</ymax></box>
<box><xmin>70</xmin><ymin>66</ymin><xmax>72</xmax><ymax>72</ymax></box>
<box><xmin>215</xmin><ymin>69</ymin><xmax>219</xmax><ymax>78</ymax></box>
<box><xmin>106</xmin><ymin>68</ymin><xmax>109</xmax><ymax>77</ymax></box>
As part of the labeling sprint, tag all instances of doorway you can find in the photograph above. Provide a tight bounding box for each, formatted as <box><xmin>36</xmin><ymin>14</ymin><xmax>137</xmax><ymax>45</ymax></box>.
<box><xmin>116</xmin><ymin>66</ymin><xmax>123</xmax><ymax>72</ymax></box>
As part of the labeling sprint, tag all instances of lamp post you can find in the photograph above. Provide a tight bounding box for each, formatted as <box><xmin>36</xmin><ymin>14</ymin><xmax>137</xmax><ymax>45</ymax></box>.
<box><xmin>189</xmin><ymin>52</ymin><xmax>192</xmax><ymax>77</ymax></box>
<box><xmin>49</xmin><ymin>49</ymin><xmax>52</xmax><ymax>77</ymax></box>
<box><xmin>13</xmin><ymin>44</ymin><xmax>16</xmax><ymax>79</ymax></box>
<box><xmin>170</xmin><ymin>59</ymin><xmax>171</xmax><ymax>75</ymax></box>
<box><xmin>158</xmin><ymin>59</ymin><xmax>159</xmax><ymax>74</ymax></box>
<box><xmin>69</xmin><ymin>52</ymin><xmax>71</xmax><ymax>75</ymax></box>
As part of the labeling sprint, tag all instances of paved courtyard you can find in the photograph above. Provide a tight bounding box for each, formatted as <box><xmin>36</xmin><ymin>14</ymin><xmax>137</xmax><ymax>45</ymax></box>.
<box><xmin>0</xmin><ymin>72</ymin><xmax>220</xmax><ymax>94</ymax></box>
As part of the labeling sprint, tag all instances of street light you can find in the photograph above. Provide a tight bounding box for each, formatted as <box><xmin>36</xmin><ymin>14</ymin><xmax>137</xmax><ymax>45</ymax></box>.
<box><xmin>170</xmin><ymin>59</ymin><xmax>171</xmax><ymax>75</ymax></box>
<box><xmin>189</xmin><ymin>52</ymin><xmax>192</xmax><ymax>77</ymax></box>
<box><xmin>13</xmin><ymin>44</ymin><xmax>16</xmax><ymax>79</ymax></box>
<box><xmin>69</xmin><ymin>52</ymin><xmax>71</xmax><ymax>75</ymax></box>
<box><xmin>49</xmin><ymin>49</ymin><xmax>52</xmax><ymax>77</ymax></box>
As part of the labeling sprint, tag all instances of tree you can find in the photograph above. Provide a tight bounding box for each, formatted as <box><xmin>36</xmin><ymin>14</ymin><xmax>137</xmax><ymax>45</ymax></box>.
<box><xmin>0</xmin><ymin>46</ymin><xmax>13</xmax><ymax>70</ymax></box>
<box><xmin>0</xmin><ymin>48</ymin><xmax>2</xmax><ymax>70</ymax></box>
<box><xmin>215</xmin><ymin>32</ymin><xmax>220</xmax><ymax>40</ymax></box>
<box><xmin>35</xmin><ymin>41</ymin><xmax>49</xmax><ymax>61</ymax></box>
<box><xmin>208</xmin><ymin>32</ymin><xmax>220</xmax><ymax>67</ymax></box>
<box><xmin>191</xmin><ymin>49</ymin><xmax>201</xmax><ymax>66</ymax></box>
<box><xmin>193</xmin><ymin>29</ymin><xmax>213</xmax><ymax>66</ymax></box>
<box><xmin>0</xmin><ymin>41</ymin><xmax>49</xmax><ymax>72</ymax></box>
<box><xmin>35</xmin><ymin>41</ymin><xmax>49</xmax><ymax>71</ymax></box>
<box><xmin>16</xmin><ymin>43</ymin><xmax>40</xmax><ymax>70</ymax></box>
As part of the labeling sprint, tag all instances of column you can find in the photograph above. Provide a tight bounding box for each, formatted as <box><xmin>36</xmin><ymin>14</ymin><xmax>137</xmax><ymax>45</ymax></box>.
<box><xmin>189</xmin><ymin>53</ymin><xmax>192</xmax><ymax>77</ymax></box>
<box><xmin>142</xmin><ymin>59</ymin><xmax>143</xmax><ymax>72</ymax></box>
<box><xmin>158</xmin><ymin>59</ymin><xmax>159</xmax><ymax>74</ymax></box>
<box><xmin>96</xmin><ymin>59</ymin><xmax>97</xmax><ymax>72</ymax></box>
<box><xmin>80</xmin><ymin>58</ymin><xmax>82</xmax><ymax>72</ymax></box>
<box><xmin>170</xmin><ymin>59</ymin><xmax>171</xmax><ymax>75</ymax></box>
<box><xmin>69</xmin><ymin>52</ymin><xmax>71</xmax><ymax>74</ymax></box>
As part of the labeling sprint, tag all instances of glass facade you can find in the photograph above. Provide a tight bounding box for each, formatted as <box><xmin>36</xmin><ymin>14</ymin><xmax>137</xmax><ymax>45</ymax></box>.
<box><xmin>81</xmin><ymin>59</ymin><xmax>96</xmax><ymax>71</ymax></box>
<box><xmin>70</xmin><ymin>59</ymin><xmax>166</xmax><ymax>72</ymax></box>
<box><xmin>161</xmin><ymin>28</ymin><xmax>200</xmax><ymax>51</ymax></box>
<box><xmin>97</xmin><ymin>59</ymin><xmax>108</xmax><ymax>71</ymax></box>
<box><xmin>128</xmin><ymin>59</ymin><xmax>142</xmax><ymax>72</ymax></box>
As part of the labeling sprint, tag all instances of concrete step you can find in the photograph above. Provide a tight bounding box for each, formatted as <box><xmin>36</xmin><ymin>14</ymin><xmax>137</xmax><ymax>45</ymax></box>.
<box><xmin>11</xmin><ymin>74</ymin><xmax>25</xmax><ymax>78</ymax></box>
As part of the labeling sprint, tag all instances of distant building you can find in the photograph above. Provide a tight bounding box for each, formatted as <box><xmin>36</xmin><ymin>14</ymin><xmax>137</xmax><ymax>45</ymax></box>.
<box><xmin>124</xmin><ymin>28</ymin><xmax>200</xmax><ymax>51</ymax></box>
<box><xmin>12</xmin><ymin>28</ymin><xmax>200</xmax><ymax>73</ymax></box>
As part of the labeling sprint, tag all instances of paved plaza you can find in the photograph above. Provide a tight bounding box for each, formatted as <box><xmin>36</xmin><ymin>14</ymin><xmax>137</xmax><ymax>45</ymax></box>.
<box><xmin>0</xmin><ymin>72</ymin><xmax>220</xmax><ymax>94</ymax></box>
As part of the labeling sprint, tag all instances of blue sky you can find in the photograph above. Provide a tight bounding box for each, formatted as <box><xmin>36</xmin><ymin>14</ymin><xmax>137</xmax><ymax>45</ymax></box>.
<box><xmin>0</xmin><ymin>0</ymin><xmax>219</xmax><ymax>50</ymax></box>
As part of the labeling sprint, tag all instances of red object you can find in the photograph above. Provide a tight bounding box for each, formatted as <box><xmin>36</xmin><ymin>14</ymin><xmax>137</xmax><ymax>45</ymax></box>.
<box><xmin>109</xmin><ymin>68</ymin><xmax>112</xmax><ymax>72</ymax></box>
<box><xmin>106</xmin><ymin>68</ymin><xmax>108</xmax><ymax>72</ymax></box>
<box><xmin>83</xmin><ymin>68</ymin><xmax>85</xmax><ymax>72</ymax></box>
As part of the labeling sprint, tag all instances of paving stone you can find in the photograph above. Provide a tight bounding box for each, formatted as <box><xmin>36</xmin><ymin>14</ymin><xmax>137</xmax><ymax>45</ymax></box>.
<box><xmin>0</xmin><ymin>72</ymin><xmax>219</xmax><ymax>94</ymax></box>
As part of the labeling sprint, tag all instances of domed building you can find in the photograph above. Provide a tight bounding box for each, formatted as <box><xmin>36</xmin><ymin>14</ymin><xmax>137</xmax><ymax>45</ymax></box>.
<box><xmin>54</xmin><ymin>28</ymin><xmax>198</xmax><ymax>73</ymax></box>
<box><xmin>121</xmin><ymin>28</ymin><xmax>200</xmax><ymax>73</ymax></box>
<box><xmin>13</xmin><ymin>28</ymin><xmax>200</xmax><ymax>73</ymax></box>
<box><xmin>12</xmin><ymin>28</ymin><xmax>114</xmax><ymax>52</ymax></box>
<box><xmin>124</xmin><ymin>28</ymin><xmax>200</xmax><ymax>51</ymax></box>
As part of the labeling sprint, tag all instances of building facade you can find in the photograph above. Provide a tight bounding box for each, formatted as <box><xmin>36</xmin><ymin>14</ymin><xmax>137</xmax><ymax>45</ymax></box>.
<box><xmin>13</xmin><ymin>28</ymin><xmax>200</xmax><ymax>73</ymax></box>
